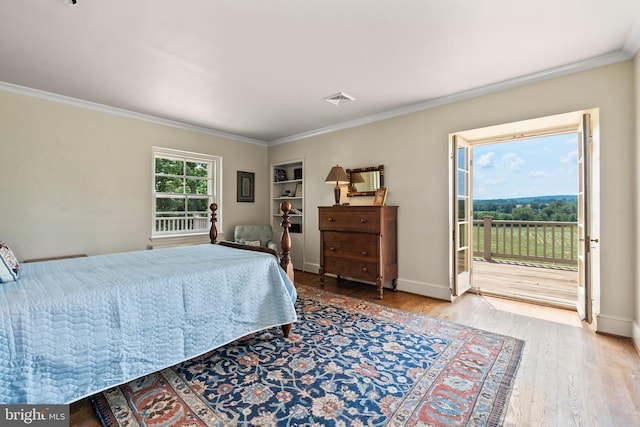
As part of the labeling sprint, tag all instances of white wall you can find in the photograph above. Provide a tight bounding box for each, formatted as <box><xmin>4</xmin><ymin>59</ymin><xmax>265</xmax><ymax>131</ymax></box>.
<box><xmin>269</xmin><ymin>61</ymin><xmax>637</xmax><ymax>336</ymax></box>
<box><xmin>0</xmin><ymin>89</ymin><xmax>270</xmax><ymax>260</ymax></box>
<box><xmin>633</xmin><ymin>52</ymin><xmax>640</xmax><ymax>349</ymax></box>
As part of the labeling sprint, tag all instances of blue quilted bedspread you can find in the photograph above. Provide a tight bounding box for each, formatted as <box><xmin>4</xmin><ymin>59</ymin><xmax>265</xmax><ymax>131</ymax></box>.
<box><xmin>0</xmin><ymin>244</ymin><xmax>297</xmax><ymax>404</ymax></box>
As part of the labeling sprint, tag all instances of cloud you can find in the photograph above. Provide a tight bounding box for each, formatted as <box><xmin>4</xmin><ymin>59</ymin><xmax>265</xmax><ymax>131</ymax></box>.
<box><xmin>476</xmin><ymin>152</ymin><xmax>495</xmax><ymax>168</ymax></box>
<box><xmin>562</xmin><ymin>150</ymin><xmax>578</xmax><ymax>163</ymax></box>
<box><xmin>565</xmin><ymin>135</ymin><xmax>578</xmax><ymax>144</ymax></box>
<box><xmin>529</xmin><ymin>170</ymin><xmax>546</xmax><ymax>177</ymax></box>
<box><xmin>483</xmin><ymin>177</ymin><xmax>506</xmax><ymax>185</ymax></box>
<box><xmin>501</xmin><ymin>153</ymin><xmax>525</xmax><ymax>171</ymax></box>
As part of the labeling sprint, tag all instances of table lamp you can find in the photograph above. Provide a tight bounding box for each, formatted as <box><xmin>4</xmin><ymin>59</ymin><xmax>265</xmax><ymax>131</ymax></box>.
<box><xmin>325</xmin><ymin>165</ymin><xmax>349</xmax><ymax>205</ymax></box>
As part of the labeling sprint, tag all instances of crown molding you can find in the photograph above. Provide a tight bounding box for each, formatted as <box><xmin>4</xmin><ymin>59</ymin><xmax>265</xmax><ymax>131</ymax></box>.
<box><xmin>624</xmin><ymin>15</ymin><xmax>640</xmax><ymax>56</ymax></box>
<box><xmin>269</xmin><ymin>49</ymin><xmax>632</xmax><ymax>146</ymax></box>
<box><xmin>2</xmin><ymin>46</ymin><xmax>635</xmax><ymax>148</ymax></box>
<box><xmin>0</xmin><ymin>81</ymin><xmax>268</xmax><ymax>146</ymax></box>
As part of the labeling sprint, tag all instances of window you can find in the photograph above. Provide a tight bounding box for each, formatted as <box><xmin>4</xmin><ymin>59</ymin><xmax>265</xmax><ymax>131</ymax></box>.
<box><xmin>152</xmin><ymin>147</ymin><xmax>221</xmax><ymax>237</ymax></box>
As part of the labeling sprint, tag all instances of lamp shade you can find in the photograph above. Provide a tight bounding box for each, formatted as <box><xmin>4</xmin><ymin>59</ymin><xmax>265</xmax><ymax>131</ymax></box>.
<box><xmin>324</xmin><ymin>165</ymin><xmax>349</xmax><ymax>184</ymax></box>
<box><xmin>325</xmin><ymin>165</ymin><xmax>349</xmax><ymax>205</ymax></box>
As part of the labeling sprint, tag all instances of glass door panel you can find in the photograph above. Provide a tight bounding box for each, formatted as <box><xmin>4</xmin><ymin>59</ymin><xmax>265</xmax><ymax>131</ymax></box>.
<box><xmin>452</xmin><ymin>136</ymin><xmax>472</xmax><ymax>296</ymax></box>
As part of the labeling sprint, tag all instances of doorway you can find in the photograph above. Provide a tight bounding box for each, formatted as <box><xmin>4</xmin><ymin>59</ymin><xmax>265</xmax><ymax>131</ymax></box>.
<box><xmin>472</xmin><ymin>134</ymin><xmax>579</xmax><ymax>308</ymax></box>
<box><xmin>450</xmin><ymin>110</ymin><xmax>600</xmax><ymax>321</ymax></box>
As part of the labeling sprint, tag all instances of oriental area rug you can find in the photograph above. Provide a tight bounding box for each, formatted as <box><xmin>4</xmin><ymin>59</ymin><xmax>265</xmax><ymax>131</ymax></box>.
<box><xmin>92</xmin><ymin>285</ymin><xmax>524</xmax><ymax>427</ymax></box>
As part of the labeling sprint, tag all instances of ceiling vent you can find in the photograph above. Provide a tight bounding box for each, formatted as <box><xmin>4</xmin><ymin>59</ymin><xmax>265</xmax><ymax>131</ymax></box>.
<box><xmin>324</xmin><ymin>92</ymin><xmax>355</xmax><ymax>106</ymax></box>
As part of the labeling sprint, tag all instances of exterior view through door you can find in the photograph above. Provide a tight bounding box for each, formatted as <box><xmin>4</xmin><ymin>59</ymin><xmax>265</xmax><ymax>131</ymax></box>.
<box><xmin>449</xmin><ymin>110</ymin><xmax>599</xmax><ymax>319</ymax></box>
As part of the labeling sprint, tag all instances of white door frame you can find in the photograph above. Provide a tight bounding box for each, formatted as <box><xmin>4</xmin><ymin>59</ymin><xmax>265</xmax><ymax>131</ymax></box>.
<box><xmin>450</xmin><ymin>135</ymin><xmax>473</xmax><ymax>297</ymax></box>
<box><xmin>449</xmin><ymin>110</ymin><xmax>600</xmax><ymax>321</ymax></box>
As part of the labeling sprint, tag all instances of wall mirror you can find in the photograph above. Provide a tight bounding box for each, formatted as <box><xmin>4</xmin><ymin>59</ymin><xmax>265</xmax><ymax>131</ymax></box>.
<box><xmin>346</xmin><ymin>165</ymin><xmax>384</xmax><ymax>197</ymax></box>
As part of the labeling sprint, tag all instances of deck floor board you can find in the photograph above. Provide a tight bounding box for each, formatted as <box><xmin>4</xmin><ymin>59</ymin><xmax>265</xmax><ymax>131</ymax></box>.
<box><xmin>472</xmin><ymin>258</ymin><xmax>578</xmax><ymax>307</ymax></box>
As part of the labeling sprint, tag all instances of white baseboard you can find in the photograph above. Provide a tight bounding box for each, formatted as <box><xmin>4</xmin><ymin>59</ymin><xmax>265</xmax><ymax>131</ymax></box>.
<box><xmin>596</xmin><ymin>313</ymin><xmax>633</xmax><ymax>337</ymax></box>
<box><xmin>632</xmin><ymin>320</ymin><xmax>640</xmax><ymax>354</ymax></box>
<box><xmin>299</xmin><ymin>263</ymin><xmax>452</xmax><ymax>301</ymax></box>
<box><xmin>397</xmin><ymin>278</ymin><xmax>452</xmax><ymax>301</ymax></box>
<box><xmin>303</xmin><ymin>262</ymin><xmax>321</xmax><ymax>274</ymax></box>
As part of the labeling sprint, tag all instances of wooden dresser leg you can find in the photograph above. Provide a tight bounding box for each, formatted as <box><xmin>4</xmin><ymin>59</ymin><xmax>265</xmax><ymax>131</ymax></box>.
<box><xmin>392</xmin><ymin>278</ymin><xmax>397</xmax><ymax>291</ymax></box>
<box><xmin>282</xmin><ymin>323</ymin><xmax>292</xmax><ymax>338</ymax></box>
<box><xmin>319</xmin><ymin>268</ymin><xmax>325</xmax><ymax>288</ymax></box>
<box><xmin>377</xmin><ymin>278</ymin><xmax>384</xmax><ymax>299</ymax></box>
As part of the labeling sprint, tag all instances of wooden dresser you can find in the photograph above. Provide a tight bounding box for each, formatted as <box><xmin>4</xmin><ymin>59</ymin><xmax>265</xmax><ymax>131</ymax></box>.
<box><xmin>318</xmin><ymin>205</ymin><xmax>398</xmax><ymax>299</ymax></box>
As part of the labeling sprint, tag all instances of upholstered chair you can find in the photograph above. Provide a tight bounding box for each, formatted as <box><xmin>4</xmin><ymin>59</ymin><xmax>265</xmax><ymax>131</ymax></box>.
<box><xmin>234</xmin><ymin>224</ymin><xmax>278</xmax><ymax>251</ymax></box>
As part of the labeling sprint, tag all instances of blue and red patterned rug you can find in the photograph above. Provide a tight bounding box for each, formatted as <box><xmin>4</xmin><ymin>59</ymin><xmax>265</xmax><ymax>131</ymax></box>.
<box><xmin>92</xmin><ymin>285</ymin><xmax>523</xmax><ymax>426</ymax></box>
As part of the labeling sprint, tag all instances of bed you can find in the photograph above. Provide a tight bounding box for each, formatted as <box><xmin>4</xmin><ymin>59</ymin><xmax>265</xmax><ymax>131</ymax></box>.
<box><xmin>0</xmin><ymin>202</ymin><xmax>297</xmax><ymax>404</ymax></box>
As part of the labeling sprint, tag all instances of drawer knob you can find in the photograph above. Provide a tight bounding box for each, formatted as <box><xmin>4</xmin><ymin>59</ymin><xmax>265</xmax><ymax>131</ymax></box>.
<box><xmin>362</xmin><ymin>266</ymin><xmax>368</xmax><ymax>272</ymax></box>
<box><xmin>361</xmin><ymin>251</ymin><xmax>368</xmax><ymax>256</ymax></box>
<box><xmin>330</xmin><ymin>247</ymin><xmax>336</xmax><ymax>252</ymax></box>
<box><xmin>328</xmin><ymin>217</ymin><xmax>334</xmax><ymax>222</ymax></box>
<box><xmin>360</xmin><ymin>218</ymin><xmax>367</xmax><ymax>223</ymax></box>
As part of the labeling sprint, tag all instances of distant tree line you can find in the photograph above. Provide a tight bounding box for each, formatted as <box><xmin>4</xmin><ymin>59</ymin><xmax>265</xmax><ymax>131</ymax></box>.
<box><xmin>473</xmin><ymin>198</ymin><xmax>577</xmax><ymax>222</ymax></box>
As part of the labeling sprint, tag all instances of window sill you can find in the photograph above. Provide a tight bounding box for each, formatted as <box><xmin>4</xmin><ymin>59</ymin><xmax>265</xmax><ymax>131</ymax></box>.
<box><xmin>149</xmin><ymin>232</ymin><xmax>223</xmax><ymax>249</ymax></box>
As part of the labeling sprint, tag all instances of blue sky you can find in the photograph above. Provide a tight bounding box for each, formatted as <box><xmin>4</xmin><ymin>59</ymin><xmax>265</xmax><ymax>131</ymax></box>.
<box><xmin>472</xmin><ymin>133</ymin><xmax>578</xmax><ymax>200</ymax></box>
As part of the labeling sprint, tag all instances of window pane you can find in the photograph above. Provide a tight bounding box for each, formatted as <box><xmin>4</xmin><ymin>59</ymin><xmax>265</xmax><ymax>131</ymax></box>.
<box><xmin>156</xmin><ymin>197</ymin><xmax>186</xmax><ymax>213</ymax></box>
<box><xmin>186</xmin><ymin>162</ymin><xmax>208</xmax><ymax>177</ymax></box>
<box><xmin>152</xmin><ymin>148</ymin><xmax>219</xmax><ymax>237</ymax></box>
<box><xmin>155</xmin><ymin>176</ymin><xmax>184</xmax><ymax>193</ymax></box>
<box><xmin>458</xmin><ymin>223</ymin><xmax>467</xmax><ymax>247</ymax></box>
<box><xmin>457</xmin><ymin>248</ymin><xmax>469</xmax><ymax>273</ymax></box>
<box><xmin>185</xmin><ymin>178</ymin><xmax>209</xmax><ymax>195</ymax></box>
<box><xmin>457</xmin><ymin>147</ymin><xmax>466</xmax><ymax>169</ymax></box>
<box><xmin>188</xmin><ymin>198</ymin><xmax>209</xmax><ymax>212</ymax></box>
<box><xmin>458</xmin><ymin>197</ymin><xmax>467</xmax><ymax>220</ymax></box>
<box><xmin>155</xmin><ymin>158</ymin><xmax>184</xmax><ymax>175</ymax></box>
<box><xmin>457</xmin><ymin>171</ymin><xmax>466</xmax><ymax>196</ymax></box>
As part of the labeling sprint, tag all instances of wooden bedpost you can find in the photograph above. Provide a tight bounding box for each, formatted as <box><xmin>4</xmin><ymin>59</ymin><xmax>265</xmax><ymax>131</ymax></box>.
<box><xmin>214</xmin><ymin>201</ymin><xmax>294</xmax><ymax>338</ymax></box>
<box><xmin>280</xmin><ymin>201</ymin><xmax>294</xmax><ymax>282</ymax></box>
<box><xmin>209</xmin><ymin>203</ymin><xmax>218</xmax><ymax>243</ymax></box>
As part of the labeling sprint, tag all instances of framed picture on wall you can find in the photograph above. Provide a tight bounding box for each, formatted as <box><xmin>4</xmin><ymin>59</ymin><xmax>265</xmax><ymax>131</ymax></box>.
<box><xmin>237</xmin><ymin>171</ymin><xmax>255</xmax><ymax>202</ymax></box>
<box><xmin>373</xmin><ymin>187</ymin><xmax>387</xmax><ymax>206</ymax></box>
<box><xmin>274</xmin><ymin>168</ymin><xmax>288</xmax><ymax>182</ymax></box>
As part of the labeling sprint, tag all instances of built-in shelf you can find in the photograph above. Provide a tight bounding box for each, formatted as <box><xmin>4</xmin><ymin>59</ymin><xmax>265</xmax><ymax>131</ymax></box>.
<box><xmin>271</xmin><ymin>160</ymin><xmax>304</xmax><ymax>268</ymax></box>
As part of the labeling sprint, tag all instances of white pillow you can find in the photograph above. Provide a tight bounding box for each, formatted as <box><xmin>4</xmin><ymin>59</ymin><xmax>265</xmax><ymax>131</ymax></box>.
<box><xmin>244</xmin><ymin>240</ymin><xmax>261</xmax><ymax>247</ymax></box>
<box><xmin>0</xmin><ymin>242</ymin><xmax>20</xmax><ymax>282</ymax></box>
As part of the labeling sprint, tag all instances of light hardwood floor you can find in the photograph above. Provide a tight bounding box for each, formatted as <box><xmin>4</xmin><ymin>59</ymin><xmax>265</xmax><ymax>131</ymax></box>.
<box><xmin>71</xmin><ymin>271</ymin><xmax>640</xmax><ymax>427</ymax></box>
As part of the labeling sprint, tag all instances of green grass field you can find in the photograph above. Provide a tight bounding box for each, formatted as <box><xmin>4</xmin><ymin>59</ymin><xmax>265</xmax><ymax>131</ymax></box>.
<box><xmin>472</xmin><ymin>223</ymin><xmax>578</xmax><ymax>264</ymax></box>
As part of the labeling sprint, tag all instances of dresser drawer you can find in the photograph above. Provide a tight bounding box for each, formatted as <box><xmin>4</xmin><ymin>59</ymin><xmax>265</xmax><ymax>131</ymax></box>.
<box><xmin>322</xmin><ymin>232</ymin><xmax>377</xmax><ymax>260</ymax></box>
<box><xmin>319</xmin><ymin>209</ymin><xmax>380</xmax><ymax>233</ymax></box>
<box><xmin>324</xmin><ymin>257</ymin><xmax>378</xmax><ymax>282</ymax></box>
<box><xmin>318</xmin><ymin>205</ymin><xmax>398</xmax><ymax>299</ymax></box>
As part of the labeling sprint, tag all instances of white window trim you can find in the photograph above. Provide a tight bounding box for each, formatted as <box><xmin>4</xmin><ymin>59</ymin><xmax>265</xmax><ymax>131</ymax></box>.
<box><xmin>151</xmin><ymin>146</ymin><xmax>222</xmax><ymax>239</ymax></box>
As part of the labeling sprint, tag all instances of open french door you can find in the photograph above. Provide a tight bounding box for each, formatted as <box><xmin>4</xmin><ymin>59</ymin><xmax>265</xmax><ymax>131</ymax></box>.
<box><xmin>451</xmin><ymin>135</ymin><xmax>473</xmax><ymax>297</ymax></box>
<box><xmin>577</xmin><ymin>113</ymin><xmax>594</xmax><ymax>322</ymax></box>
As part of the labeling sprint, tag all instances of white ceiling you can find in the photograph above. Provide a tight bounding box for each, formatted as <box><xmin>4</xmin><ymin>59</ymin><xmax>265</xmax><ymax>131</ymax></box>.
<box><xmin>1</xmin><ymin>0</ymin><xmax>639</xmax><ymax>145</ymax></box>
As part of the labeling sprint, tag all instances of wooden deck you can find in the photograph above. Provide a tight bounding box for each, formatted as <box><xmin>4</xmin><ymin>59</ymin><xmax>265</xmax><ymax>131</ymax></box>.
<box><xmin>471</xmin><ymin>258</ymin><xmax>578</xmax><ymax>308</ymax></box>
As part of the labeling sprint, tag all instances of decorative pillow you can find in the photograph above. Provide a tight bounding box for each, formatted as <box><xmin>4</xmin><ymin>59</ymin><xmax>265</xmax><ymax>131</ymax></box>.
<box><xmin>0</xmin><ymin>242</ymin><xmax>20</xmax><ymax>282</ymax></box>
<box><xmin>244</xmin><ymin>240</ymin><xmax>262</xmax><ymax>247</ymax></box>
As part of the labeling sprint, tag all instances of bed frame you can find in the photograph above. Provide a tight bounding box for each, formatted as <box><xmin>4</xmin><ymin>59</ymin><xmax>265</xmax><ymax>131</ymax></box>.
<box><xmin>209</xmin><ymin>200</ymin><xmax>295</xmax><ymax>337</ymax></box>
<box><xmin>0</xmin><ymin>202</ymin><xmax>299</xmax><ymax>404</ymax></box>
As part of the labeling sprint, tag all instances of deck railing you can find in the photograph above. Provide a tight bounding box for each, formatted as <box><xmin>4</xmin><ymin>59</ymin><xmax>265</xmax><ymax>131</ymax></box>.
<box><xmin>473</xmin><ymin>216</ymin><xmax>578</xmax><ymax>266</ymax></box>
<box><xmin>155</xmin><ymin>216</ymin><xmax>209</xmax><ymax>234</ymax></box>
